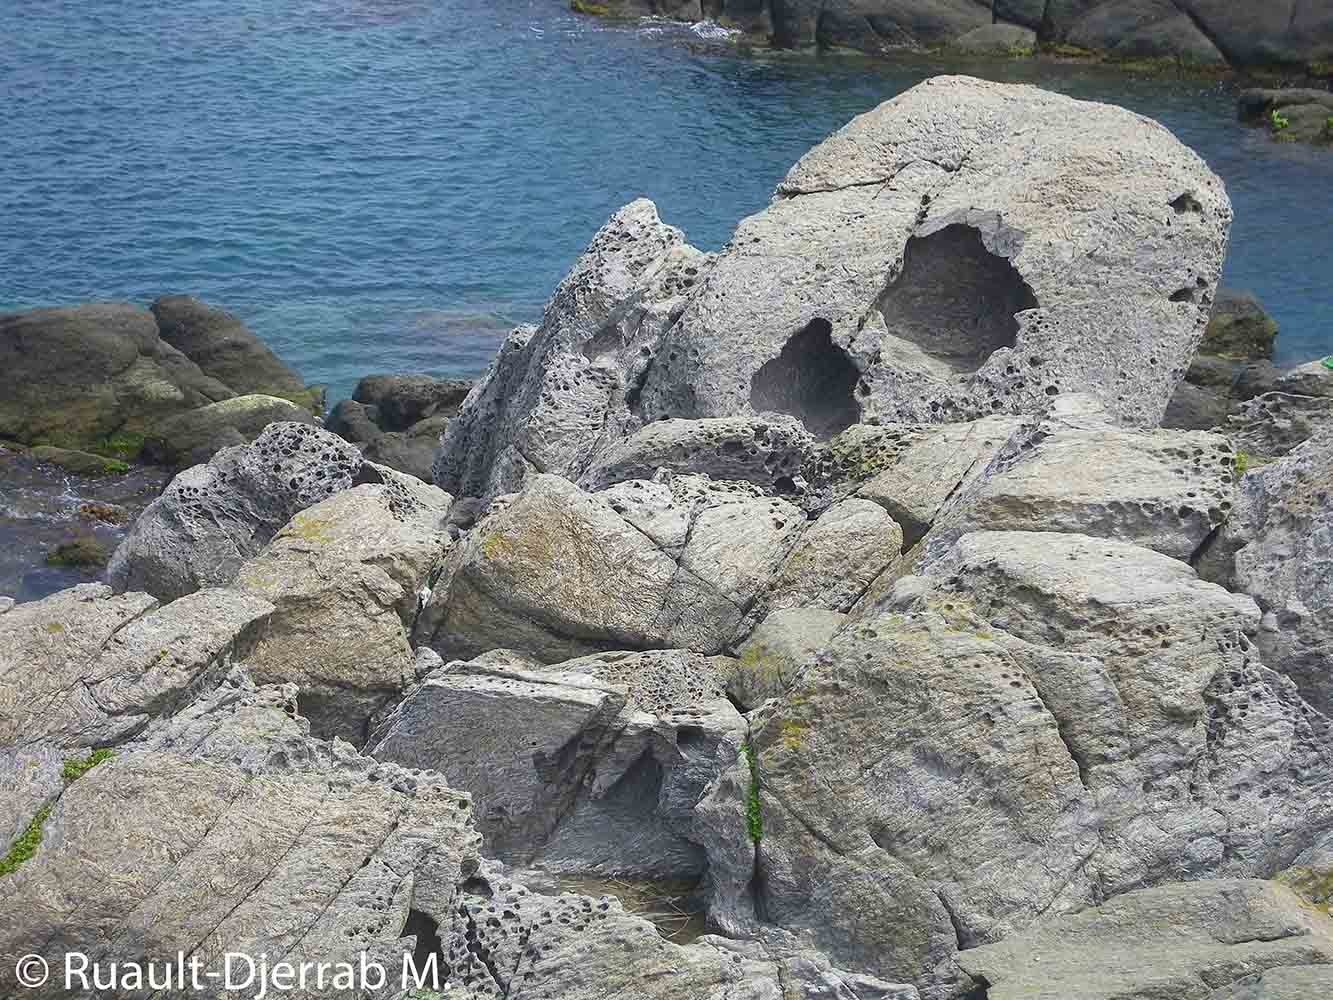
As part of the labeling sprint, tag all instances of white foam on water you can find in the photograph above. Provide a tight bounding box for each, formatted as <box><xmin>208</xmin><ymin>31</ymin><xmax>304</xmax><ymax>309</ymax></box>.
<box><xmin>690</xmin><ymin>19</ymin><xmax>739</xmax><ymax>41</ymax></box>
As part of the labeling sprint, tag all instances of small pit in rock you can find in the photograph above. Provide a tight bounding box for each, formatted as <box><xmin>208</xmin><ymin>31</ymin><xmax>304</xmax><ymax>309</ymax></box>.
<box><xmin>749</xmin><ymin>318</ymin><xmax>860</xmax><ymax>439</ymax></box>
<box><xmin>877</xmin><ymin>225</ymin><xmax>1038</xmax><ymax>375</ymax></box>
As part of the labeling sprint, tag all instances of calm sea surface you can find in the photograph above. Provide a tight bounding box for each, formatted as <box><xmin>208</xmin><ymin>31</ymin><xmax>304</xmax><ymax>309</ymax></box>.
<box><xmin>3</xmin><ymin>0</ymin><xmax>1331</xmax><ymax>407</ymax></box>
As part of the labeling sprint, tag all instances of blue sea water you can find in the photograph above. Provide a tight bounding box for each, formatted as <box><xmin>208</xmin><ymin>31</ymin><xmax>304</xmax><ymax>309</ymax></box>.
<box><xmin>2</xmin><ymin>0</ymin><xmax>1331</xmax><ymax>406</ymax></box>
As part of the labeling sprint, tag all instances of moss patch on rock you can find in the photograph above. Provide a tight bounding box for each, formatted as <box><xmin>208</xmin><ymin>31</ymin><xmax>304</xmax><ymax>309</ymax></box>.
<box><xmin>46</xmin><ymin>535</ymin><xmax>110</xmax><ymax>569</ymax></box>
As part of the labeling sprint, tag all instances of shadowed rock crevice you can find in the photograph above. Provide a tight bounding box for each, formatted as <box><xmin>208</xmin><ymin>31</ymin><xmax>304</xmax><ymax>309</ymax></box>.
<box><xmin>877</xmin><ymin>225</ymin><xmax>1039</xmax><ymax>375</ymax></box>
<box><xmin>749</xmin><ymin>319</ymin><xmax>860</xmax><ymax>439</ymax></box>
<box><xmin>401</xmin><ymin>908</ymin><xmax>448</xmax><ymax>982</ymax></box>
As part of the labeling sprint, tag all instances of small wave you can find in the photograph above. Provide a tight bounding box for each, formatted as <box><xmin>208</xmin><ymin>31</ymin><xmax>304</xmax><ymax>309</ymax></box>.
<box><xmin>690</xmin><ymin>19</ymin><xmax>739</xmax><ymax>41</ymax></box>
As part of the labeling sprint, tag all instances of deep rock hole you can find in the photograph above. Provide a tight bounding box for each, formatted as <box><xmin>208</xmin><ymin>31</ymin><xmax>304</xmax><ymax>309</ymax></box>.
<box><xmin>401</xmin><ymin>908</ymin><xmax>448</xmax><ymax>981</ymax></box>
<box><xmin>877</xmin><ymin>225</ymin><xmax>1038</xmax><ymax>375</ymax></box>
<box><xmin>749</xmin><ymin>318</ymin><xmax>860</xmax><ymax>439</ymax></box>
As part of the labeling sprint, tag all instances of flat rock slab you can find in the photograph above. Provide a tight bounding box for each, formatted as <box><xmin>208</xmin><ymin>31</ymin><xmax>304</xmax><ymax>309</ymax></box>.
<box><xmin>957</xmin><ymin>880</ymin><xmax>1333</xmax><ymax>1000</ymax></box>
<box><xmin>0</xmin><ymin>677</ymin><xmax>480</xmax><ymax>999</ymax></box>
<box><xmin>924</xmin><ymin>411</ymin><xmax>1236</xmax><ymax>563</ymax></box>
<box><xmin>369</xmin><ymin>648</ymin><xmax>744</xmax><ymax>882</ymax></box>
<box><xmin>414</xmin><ymin>473</ymin><xmax>806</xmax><ymax>662</ymax></box>
<box><xmin>0</xmin><ymin>582</ymin><xmax>271</xmax><ymax>751</ymax></box>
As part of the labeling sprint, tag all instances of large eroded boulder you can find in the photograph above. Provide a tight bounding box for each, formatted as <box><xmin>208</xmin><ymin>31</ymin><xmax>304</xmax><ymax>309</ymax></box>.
<box><xmin>108</xmin><ymin>422</ymin><xmax>364</xmax><ymax>601</ymax></box>
<box><xmin>733</xmin><ymin>531</ymin><xmax>1333</xmax><ymax>992</ymax></box>
<box><xmin>639</xmin><ymin>77</ymin><xmax>1228</xmax><ymax>433</ymax></box>
<box><xmin>235</xmin><ymin>470</ymin><xmax>452</xmax><ymax>743</ymax></box>
<box><xmin>438</xmin><ymin>78</ymin><xmax>1230</xmax><ymax>503</ymax></box>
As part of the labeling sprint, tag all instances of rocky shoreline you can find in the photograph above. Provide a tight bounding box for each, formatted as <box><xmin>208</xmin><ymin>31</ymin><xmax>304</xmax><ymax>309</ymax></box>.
<box><xmin>573</xmin><ymin>1</ymin><xmax>1333</xmax><ymax>76</ymax></box>
<box><xmin>3</xmin><ymin>75</ymin><xmax>1333</xmax><ymax>999</ymax></box>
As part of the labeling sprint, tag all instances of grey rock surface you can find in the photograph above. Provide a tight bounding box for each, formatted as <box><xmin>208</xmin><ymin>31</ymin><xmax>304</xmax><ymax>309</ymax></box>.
<box><xmin>434</xmin><ymin>200</ymin><xmax>707</xmax><ymax>500</ymax></box>
<box><xmin>587</xmin><ymin>1</ymin><xmax>1331</xmax><ymax>68</ymax></box>
<box><xmin>0</xmin><ymin>582</ymin><xmax>271</xmax><ymax>751</ymax></box>
<box><xmin>236</xmin><ymin>474</ymin><xmax>452</xmax><ymax>743</ymax></box>
<box><xmin>1211</xmin><ymin>966</ymin><xmax>1333</xmax><ymax>1000</ymax></box>
<box><xmin>636</xmin><ymin>76</ymin><xmax>1229</xmax><ymax>432</ymax></box>
<box><xmin>1225</xmin><ymin>391</ymin><xmax>1333</xmax><ymax>459</ymax></box>
<box><xmin>922</xmin><ymin>408</ymin><xmax>1237</xmax><ymax>564</ymax></box>
<box><xmin>434</xmin><ymin>864</ymin><xmax>918</xmax><ymax>1000</ymax></box>
<box><xmin>738</xmin><ymin>530</ymin><xmax>1333</xmax><ymax>992</ymax></box>
<box><xmin>370</xmin><ymin>647</ymin><xmax>744</xmax><ymax>884</ymax></box>
<box><xmin>414</xmin><ymin>473</ymin><xmax>804</xmax><ymax>662</ymax></box>
<box><xmin>1203</xmin><ymin>288</ymin><xmax>1280</xmax><ymax>360</ymax></box>
<box><xmin>946</xmin><ymin>23</ymin><xmax>1036</xmax><ymax>55</ymax></box>
<box><xmin>1200</xmin><ymin>436</ymin><xmax>1333</xmax><ymax>717</ymax></box>
<box><xmin>758</xmin><ymin>497</ymin><xmax>902</xmax><ymax>615</ymax></box>
<box><xmin>824</xmin><ymin>415</ymin><xmax>1021</xmax><ymax>544</ymax></box>
<box><xmin>728</xmin><ymin>606</ymin><xmax>846</xmax><ymax>709</ymax></box>
<box><xmin>352</xmin><ymin>373</ymin><xmax>472</xmax><ymax>430</ymax></box>
<box><xmin>108</xmin><ymin>421</ymin><xmax>364</xmax><ymax>601</ymax></box>
<box><xmin>579</xmin><ymin>415</ymin><xmax>815</xmax><ymax>493</ymax></box>
<box><xmin>438</xmin><ymin>78</ymin><xmax>1230</xmax><ymax>502</ymax></box>
<box><xmin>957</xmin><ymin>880</ymin><xmax>1333</xmax><ymax>1000</ymax></box>
<box><xmin>0</xmin><ymin>675</ymin><xmax>481</xmax><ymax>1000</ymax></box>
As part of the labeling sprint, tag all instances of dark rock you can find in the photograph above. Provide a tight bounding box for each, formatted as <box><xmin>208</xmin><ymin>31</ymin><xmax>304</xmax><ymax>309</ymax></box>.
<box><xmin>1271</xmin><ymin>102</ymin><xmax>1333</xmax><ymax>144</ymax></box>
<box><xmin>325</xmin><ymin>398</ymin><xmax>382</xmax><ymax>442</ymax></box>
<box><xmin>26</xmin><ymin>445</ymin><xmax>130</xmax><ymax>476</ymax></box>
<box><xmin>352</xmin><ymin>373</ymin><xmax>472</xmax><ymax>430</ymax></box>
<box><xmin>1203</xmin><ymin>289</ymin><xmax>1279</xmax><ymax>360</ymax></box>
<box><xmin>325</xmin><ymin>375</ymin><xmax>471</xmax><ymax>481</ymax></box>
<box><xmin>0</xmin><ymin>303</ymin><xmax>232</xmax><ymax>453</ymax></box>
<box><xmin>149</xmin><ymin>295</ymin><xmax>322</xmax><ymax>411</ymax></box>
<box><xmin>1239</xmin><ymin>88</ymin><xmax>1333</xmax><ymax>121</ymax></box>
